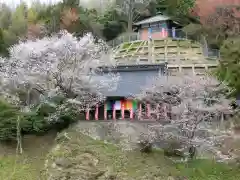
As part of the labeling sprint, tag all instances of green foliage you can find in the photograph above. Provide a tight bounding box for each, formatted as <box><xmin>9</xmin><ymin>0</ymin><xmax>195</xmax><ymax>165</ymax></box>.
<box><xmin>215</xmin><ymin>38</ymin><xmax>240</xmax><ymax>96</ymax></box>
<box><xmin>62</xmin><ymin>0</ymin><xmax>79</xmax><ymax>7</ymax></box>
<box><xmin>23</xmin><ymin>101</ymin><xmax>80</xmax><ymax>134</ymax></box>
<box><xmin>103</xmin><ymin>21</ymin><xmax>125</xmax><ymax>41</ymax></box>
<box><xmin>37</xmin><ymin>4</ymin><xmax>62</xmax><ymax>35</ymax></box>
<box><xmin>0</xmin><ymin>29</ymin><xmax>8</xmax><ymax>56</ymax></box>
<box><xmin>155</xmin><ymin>0</ymin><xmax>195</xmax><ymax>16</ymax></box>
<box><xmin>0</xmin><ymin>96</ymin><xmax>80</xmax><ymax>141</ymax></box>
<box><xmin>0</xmin><ymin>0</ymin><xmax>199</xmax><ymax>49</ymax></box>
<box><xmin>0</xmin><ymin>99</ymin><xmax>21</xmax><ymax>140</ymax></box>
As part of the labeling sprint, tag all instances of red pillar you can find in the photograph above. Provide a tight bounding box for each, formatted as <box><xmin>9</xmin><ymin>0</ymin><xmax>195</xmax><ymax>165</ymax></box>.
<box><xmin>113</xmin><ymin>107</ymin><xmax>116</xmax><ymax>120</ymax></box>
<box><xmin>95</xmin><ymin>104</ymin><xmax>99</xmax><ymax>120</ymax></box>
<box><xmin>121</xmin><ymin>108</ymin><xmax>124</xmax><ymax>119</ymax></box>
<box><xmin>147</xmin><ymin>103</ymin><xmax>150</xmax><ymax>119</ymax></box>
<box><xmin>86</xmin><ymin>105</ymin><xmax>90</xmax><ymax>120</ymax></box>
<box><xmin>138</xmin><ymin>103</ymin><xmax>142</xmax><ymax>120</ymax></box>
<box><xmin>104</xmin><ymin>103</ymin><xmax>107</xmax><ymax>120</ymax></box>
<box><xmin>130</xmin><ymin>108</ymin><xmax>133</xmax><ymax>120</ymax></box>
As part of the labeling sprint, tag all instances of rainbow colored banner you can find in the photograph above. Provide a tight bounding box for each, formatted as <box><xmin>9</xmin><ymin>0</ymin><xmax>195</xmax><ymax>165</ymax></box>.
<box><xmin>105</xmin><ymin>100</ymin><xmax>138</xmax><ymax>111</ymax></box>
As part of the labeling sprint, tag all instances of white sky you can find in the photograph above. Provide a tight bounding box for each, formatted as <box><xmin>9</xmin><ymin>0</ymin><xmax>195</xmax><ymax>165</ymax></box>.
<box><xmin>0</xmin><ymin>0</ymin><xmax>62</xmax><ymax>7</ymax></box>
<box><xmin>0</xmin><ymin>0</ymin><xmax>112</xmax><ymax>9</ymax></box>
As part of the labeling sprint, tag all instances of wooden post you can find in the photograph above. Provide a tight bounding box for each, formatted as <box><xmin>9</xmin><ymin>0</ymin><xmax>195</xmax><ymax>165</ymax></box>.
<box><xmin>95</xmin><ymin>104</ymin><xmax>99</xmax><ymax>120</ymax></box>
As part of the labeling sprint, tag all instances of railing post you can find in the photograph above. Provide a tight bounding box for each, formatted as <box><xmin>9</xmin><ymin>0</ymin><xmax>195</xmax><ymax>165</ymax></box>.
<box><xmin>172</xmin><ymin>27</ymin><xmax>176</xmax><ymax>38</ymax></box>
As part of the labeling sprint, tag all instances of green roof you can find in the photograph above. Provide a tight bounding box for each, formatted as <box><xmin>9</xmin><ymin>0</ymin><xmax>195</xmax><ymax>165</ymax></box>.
<box><xmin>134</xmin><ymin>14</ymin><xmax>170</xmax><ymax>25</ymax></box>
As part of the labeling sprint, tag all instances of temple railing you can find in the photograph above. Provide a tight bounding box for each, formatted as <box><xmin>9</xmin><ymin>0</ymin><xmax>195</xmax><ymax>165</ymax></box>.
<box><xmin>108</xmin><ymin>29</ymin><xmax>220</xmax><ymax>59</ymax></box>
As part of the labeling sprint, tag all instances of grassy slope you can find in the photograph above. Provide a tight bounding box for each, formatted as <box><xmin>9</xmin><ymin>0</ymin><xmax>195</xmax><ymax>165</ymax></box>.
<box><xmin>0</xmin><ymin>132</ymin><xmax>56</xmax><ymax>180</ymax></box>
<box><xmin>0</xmin><ymin>127</ymin><xmax>239</xmax><ymax>180</ymax></box>
<box><xmin>44</xmin><ymin>128</ymin><xmax>240</xmax><ymax>180</ymax></box>
<box><xmin>0</xmin><ymin>155</ymin><xmax>42</xmax><ymax>180</ymax></box>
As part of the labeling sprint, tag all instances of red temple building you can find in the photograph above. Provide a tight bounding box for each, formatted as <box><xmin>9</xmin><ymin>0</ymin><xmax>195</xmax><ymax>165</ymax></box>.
<box><xmin>133</xmin><ymin>13</ymin><xmax>182</xmax><ymax>40</ymax></box>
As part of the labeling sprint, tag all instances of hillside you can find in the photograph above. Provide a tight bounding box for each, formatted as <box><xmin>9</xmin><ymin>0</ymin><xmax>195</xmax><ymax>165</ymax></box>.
<box><xmin>193</xmin><ymin>0</ymin><xmax>240</xmax><ymax>21</ymax></box>
<box><xmin>42</xmin><ymin>122</ymin><xmax>240</xmax><ymax>180</ymax></box>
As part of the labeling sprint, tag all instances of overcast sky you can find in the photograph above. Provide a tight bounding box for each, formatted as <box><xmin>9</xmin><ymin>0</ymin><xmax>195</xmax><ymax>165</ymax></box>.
<box><xmin>0</xmin><ymin>0</ymin><xmax>62</xmax><ymax>6</ymax></box>
<box><xmin>0</xmin><ymin>0</ymin><xmax>113</xmax><ymax>9</ymax></box>
<box><xmin>0</xmin><ymin>0</ymin><xmax>114</xmax><ymax>12</ymax></box>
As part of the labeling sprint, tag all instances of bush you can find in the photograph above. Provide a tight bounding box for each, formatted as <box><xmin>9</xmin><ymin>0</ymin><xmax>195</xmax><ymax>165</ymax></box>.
<box><xmin>23</xmin><ymin>102</ymin><xmax>80</xmax><ymax>134</ymax></box>
<box><xmin>163</xmin><ymin>140</ymin><xmax>185</xmax><ymax>158</ymax></box>
<box><xmin>0</xmin><ymin>99</ymin><xmax>22</xmax><ymax>141</ymax></box>
<box><xmin>0</xmin><ymin>98</ymin><xmax>80</xmax><ymax>141</ymax></box>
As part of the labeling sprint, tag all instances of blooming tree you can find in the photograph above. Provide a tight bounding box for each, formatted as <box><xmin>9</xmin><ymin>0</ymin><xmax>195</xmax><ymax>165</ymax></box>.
<box><xmin>0</xmin><ymin>30</ymin><xmax>119</xmax><ymax>114</ymax></box>
<box><xmin>135</xmin><ymin>75</ymin><xmax>236</xmax><ymax>161</ymax></box>
<box><xmin>0</xmin><ymin>30</ymin><xmax>119</xmax><ymax>153</ymax></box>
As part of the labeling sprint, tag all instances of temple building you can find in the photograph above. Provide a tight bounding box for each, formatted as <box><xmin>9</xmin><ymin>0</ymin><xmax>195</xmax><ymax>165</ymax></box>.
<box><xmin>85</xmin><ymin>64</ymin><xmax>169</xmax><ymax>120</ymax></box>
<box><xmin>133</xmin><ymin>12</ymin><xmax>182</xmax><ymax>40</ymax></box>
<box><xmin>87</xmin><ymin>13</ymin><xmax>221</xmax><ymax>120</ymax></box>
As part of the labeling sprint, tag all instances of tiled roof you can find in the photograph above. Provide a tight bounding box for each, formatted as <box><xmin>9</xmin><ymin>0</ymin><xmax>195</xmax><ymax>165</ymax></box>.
<box><xmin>134</xmin><ymin>14</ymin><xmax>170</xmax><ymax>25</ymax></box>
<box><xmin>92</xmin><ymin>65</ymin><xmax>166</xmax><ymax>97</ymax></box>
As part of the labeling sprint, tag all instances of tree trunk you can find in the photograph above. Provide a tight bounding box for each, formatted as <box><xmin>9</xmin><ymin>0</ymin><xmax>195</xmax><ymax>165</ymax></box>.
<box><xmin>127</xmin><ymin>0</ymin><xmax>134</xmax><ymax>32</ymax></box>
<box><xmin>200</xmin><ymin>34</ymin><xmax>208</xmax><ymax>56</ymax></box>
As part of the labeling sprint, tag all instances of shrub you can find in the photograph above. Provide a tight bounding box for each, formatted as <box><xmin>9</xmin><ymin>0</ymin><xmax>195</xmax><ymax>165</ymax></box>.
<box><xmin>0</xmin><ymin>98</ymin><xmax>81</xmax><ymax>141</ymax></box>
<box><xmin>0</xmin><ymin>99</ymin><xmax>22</xmax><ymax>141</ymax></box>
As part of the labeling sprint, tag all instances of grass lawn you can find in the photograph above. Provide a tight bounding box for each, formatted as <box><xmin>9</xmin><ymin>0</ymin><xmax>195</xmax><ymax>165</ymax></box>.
<box><xmin>43</xmin><ymin>128</ymin><xmax>240</xmax><ymax>180</ymax></box>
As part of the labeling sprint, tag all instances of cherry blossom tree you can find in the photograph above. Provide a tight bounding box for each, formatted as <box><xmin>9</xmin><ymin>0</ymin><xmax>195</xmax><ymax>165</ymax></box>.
<box><xmin>0</xmin><ymin>30</ymin><xmax>119</xmax><ymax>116</ymax></box>
<box><xmin>0</xmin><ymin>30</ymin><xmax>119</xmax><ymax>153</ymax></box>
<box><xmin>135</xmin><ymin>75</ymin><xmax>236</xmax><ymax>161</ymax></box>
<box><xmin>0</xmin><ymin>31</ymin><xmax>118</xmax><ymax>153</ymax></box>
